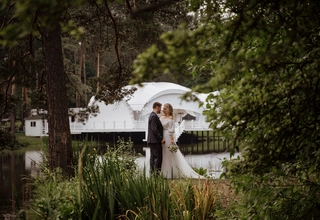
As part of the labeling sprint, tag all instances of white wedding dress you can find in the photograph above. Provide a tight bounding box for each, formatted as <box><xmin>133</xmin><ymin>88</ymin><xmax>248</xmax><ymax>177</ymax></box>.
<box><xmin>160</xmin><ymin>117</ymin><xmax>204</xmax><ymax>179</ymax></box>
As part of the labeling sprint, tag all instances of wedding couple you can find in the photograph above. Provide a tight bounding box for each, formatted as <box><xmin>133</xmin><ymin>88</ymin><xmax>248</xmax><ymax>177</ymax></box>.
<box><xmin>147</xmin><ymin>102</ymin><xmax>203</xmax><ymax>179</ymax></box>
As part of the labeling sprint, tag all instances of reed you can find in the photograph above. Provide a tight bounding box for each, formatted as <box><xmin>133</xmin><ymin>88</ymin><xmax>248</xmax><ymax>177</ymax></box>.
<box><xmin>25</xmin><ymin>138</ymin><xmax>224</xmax><ymax>219</ymax></box>
<box><xmin>78</xmin><ymin>138</ymin><xmax>140</xmax><ymax>219</ymax></box>
<box><xmin>192</xmin><ymin>179</ymin><xmax>218</xmax><ymax>219</ymax></box>
<box><xmin>117</xmin><ymin>172</ymin><xmax>171</xmax><ymax>219</ymax></box>
<box><xmin>118</xmin><ymin>177</ymin><xmax>219</xmax><ymax>219</ymax></box>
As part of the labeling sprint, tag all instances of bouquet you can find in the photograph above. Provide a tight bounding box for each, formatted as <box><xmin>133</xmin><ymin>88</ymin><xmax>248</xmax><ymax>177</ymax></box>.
<box><xmin>168</xmin><ymin>143</ymin><xmax>179</xmax><ymax>153</ymax></box>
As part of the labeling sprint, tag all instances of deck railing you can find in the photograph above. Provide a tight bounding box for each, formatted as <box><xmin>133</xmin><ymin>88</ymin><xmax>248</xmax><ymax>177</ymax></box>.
<box><xmin>183</xmin><ymin>120</ymin><xmax>211</xmax><ymax>130</ymax></box>
<box><xmin>69</xmin><ymin>120</ymin><xmax>145</xmax><ymax>131</ymax></box>
<box><xmin>41</xmin><ymin>120</ymin><xmax>211</xmax><ymax>134</ymax></box>
<box><xmin>66</xmin><ymin>119</ymin><xmax>211</xmax><ymax>134</ymax></box>
<box><xmin>175</xmin><ymin>120</ymin><xmax>186</xmax><ymax>140</ymax></box>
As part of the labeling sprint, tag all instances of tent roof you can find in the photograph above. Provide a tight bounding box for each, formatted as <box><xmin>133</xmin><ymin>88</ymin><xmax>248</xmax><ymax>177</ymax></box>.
<box><xmin>88</xmin><ymin>82</ymin><xmax>220</xmax><ymax>118</ymax></box>
<box><xmin>126</xmin><ymin>82</ymin><xmax>193</xmax><ymax>111</ymax></box>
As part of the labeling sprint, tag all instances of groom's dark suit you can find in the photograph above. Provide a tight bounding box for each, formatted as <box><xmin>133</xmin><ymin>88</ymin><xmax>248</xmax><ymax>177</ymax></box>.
<box><xmin>148</xmin><ymin>111</ymin><xmax>163</xmax><ymax>174</ymax></box>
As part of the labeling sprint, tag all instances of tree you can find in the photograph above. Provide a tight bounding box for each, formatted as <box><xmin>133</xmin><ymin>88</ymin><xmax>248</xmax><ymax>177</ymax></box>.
<box><xmin>131</xmin><ymin>0</ymin><xmax>320</xmax><ymax>218</ymax></box>
<box><xmin>0</xmin><ymin>0</ymin><xmax>84</xmax><ymax>176</ymax></box>
<box><xmin>39</xmin><ymin>3</ymin><xmax>74</xmax><ymax>176</ymax></box>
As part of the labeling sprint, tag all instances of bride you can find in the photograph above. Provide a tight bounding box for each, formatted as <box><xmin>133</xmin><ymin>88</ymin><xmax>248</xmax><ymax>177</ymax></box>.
<box><xmin>160</xmin><ymin>103</ymin><xmax>204</xmax><ymax>179</ymax></box>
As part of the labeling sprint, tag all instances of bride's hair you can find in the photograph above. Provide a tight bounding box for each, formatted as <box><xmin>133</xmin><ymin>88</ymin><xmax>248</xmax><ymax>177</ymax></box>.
<box><xmin>164</xmin><ymin>103</ymin><xmax>174</xmax><ymax>118</ymax></box>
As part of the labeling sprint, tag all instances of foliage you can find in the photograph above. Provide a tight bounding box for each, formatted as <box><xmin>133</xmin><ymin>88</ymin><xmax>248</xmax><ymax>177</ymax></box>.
<box><xmin>0</xmin><ymin>129</ymin><xmax>27</xmax><ymax>151</ymax></box>
<box><xmin>81</xmin><ymin>162</ymin><xmax>220</xmax><ymax>220</ymax></box>
<box><xmin>131</xmin><ymin>0</ymin><xmax>320</xmax><ymax>219</ymax></box>
<box><xmin>28</xmin><ymin>168</ymin><xmax>81</xmax><ymax>220</ymax></box>
<box><xmin>193</xmin><ymin>166</ymin><xmax>207</xmax><ymax>177</ymax></box>
<box><xmin>0</xmin><ymin>0</ymin><xmax>193</xmax><ymax>182</ymax></box>
<box><xmin>79</xmin><ymin>138</ymin><xmax>140</xmax><ymax>219</ymax></box>
<box><xmin>117</xmin><ymin>171</ymin><xmax>171</xmax><ymax>219</ymax></box>
<box><xmin>25</xmin><ymin>138</ymin><xmax>227</xmax><ymax>219</ymax></box>
<box><xmin>0</xmin><ymin>0</ymin><xmax>191</xmax><ymax>116</ymax></box>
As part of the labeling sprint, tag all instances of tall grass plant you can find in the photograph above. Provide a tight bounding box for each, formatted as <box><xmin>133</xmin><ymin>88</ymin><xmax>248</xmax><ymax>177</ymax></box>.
<box><xmin>24</xmin><ymin>138</ymin><xmax>227</xmax><ymax>219</ymax></box>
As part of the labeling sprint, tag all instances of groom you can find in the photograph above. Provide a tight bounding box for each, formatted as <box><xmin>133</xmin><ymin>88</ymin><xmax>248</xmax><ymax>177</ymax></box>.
<box><xmin>147</xmin><ymin>102</ymin><xmax>165</xmax><ymax>175</ymax></box>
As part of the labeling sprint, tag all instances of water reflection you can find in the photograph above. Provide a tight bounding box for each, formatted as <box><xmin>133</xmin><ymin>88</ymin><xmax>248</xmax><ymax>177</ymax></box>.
<box><xmin>25</xmin><ymin>151</ymin><xmax>42</xmax><ymax>177</ymax></box>
<box><xmin>0</xmin><ymin>149</ymin><xmax>240</xmax><ymax>217</ymax></box>
<box><xmin>138</xmin><ymin>148</ymin><xmax>240</xmax><ymax>179</ymax></box>
<box><xmin>0</xmin><ymin>151</ymin><xmax>41</xmax><ymax>216</ymax></box>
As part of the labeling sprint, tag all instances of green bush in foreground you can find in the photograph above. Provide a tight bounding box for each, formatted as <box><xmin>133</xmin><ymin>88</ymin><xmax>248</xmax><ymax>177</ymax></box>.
<box><xmin>27</xmin><ymin>168</ymin><xmax>80</xmax><ymax>219</ymax></box>
<box><xmin>0</xmin><ymin>130</ymin><xmax>27</xmax><ymax>152</ymax></box>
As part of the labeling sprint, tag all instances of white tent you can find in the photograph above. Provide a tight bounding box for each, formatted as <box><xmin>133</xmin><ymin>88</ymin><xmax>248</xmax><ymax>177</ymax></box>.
<box><xmin>87</xmin><ymin>82</ymin><xmax>218</xmax><ymax>125</ymax></box>
<box><xmin>24</xmin><ymin>82</ymin><xmax>219</xmax><ymax>136</ymax></box>
<box><xmin>87</xmin><ymin>99</ymin><xmax>136</xmax><ymax>129</ymax></box>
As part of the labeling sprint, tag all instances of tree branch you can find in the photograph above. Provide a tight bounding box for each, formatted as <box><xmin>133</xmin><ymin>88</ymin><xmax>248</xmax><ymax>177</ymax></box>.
<box><xmin>103</xmin><ymin>0</ymin><xmax>122</xmax><ymax>80</ymax></box>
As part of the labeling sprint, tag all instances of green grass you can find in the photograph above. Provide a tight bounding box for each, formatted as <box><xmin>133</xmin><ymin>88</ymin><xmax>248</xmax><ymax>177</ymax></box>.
<box><xmin>15</xmin><ymin>133</ymin><xmax>46</xmax><ymax>150</ymax></box>
<box><xmin>14</xmin><ymin>133</ymin><xmax>100</xmax><ymax>152</ymax></box>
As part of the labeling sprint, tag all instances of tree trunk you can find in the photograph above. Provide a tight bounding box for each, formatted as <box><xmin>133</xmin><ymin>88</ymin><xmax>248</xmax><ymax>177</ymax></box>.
<box><xmin>77</xmin><ymin>43</ymin><xmax>82</xmax><ymax>107</ymax></box>
<box><xmin>82</xmin><ymin>42</ymin><xmax>86</xmax><ymax>105</ymax></box>
<box><xmin>42</xmin><ymin>24</ymin><xmax>74</xmax><ymax>177</ymax></box>
<box><xmin>10</xmin><ymin>78</ymin><xmax>16</xmax><ymax>135</ymax></box>
<box><xmin>96</xmin><ymin>50</ymin><xmax>100</xmax><ymax>93</ymax></box>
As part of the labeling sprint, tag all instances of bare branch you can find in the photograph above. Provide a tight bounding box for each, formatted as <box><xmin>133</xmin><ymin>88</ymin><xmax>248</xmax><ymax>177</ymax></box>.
<box><xmin>103</xmin><ymin>0</ymin><xmax>122</xmax><ymax>79</ymax></box>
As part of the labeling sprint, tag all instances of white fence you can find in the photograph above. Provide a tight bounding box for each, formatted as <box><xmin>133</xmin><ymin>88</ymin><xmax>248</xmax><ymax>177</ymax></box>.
<box><xmin>41</xmin><ymin>120</ymin><xmax>211</xmax><ymax>135</ymax></box>
<box><xmin>183</xmin><ymin>120</ymin><xmax>211</xmax><ymax>130</ymax></box>
<box><xmin>69</xmin><ymin>120</ymin><xmax>145</xmax><ymax>131</ymax></box>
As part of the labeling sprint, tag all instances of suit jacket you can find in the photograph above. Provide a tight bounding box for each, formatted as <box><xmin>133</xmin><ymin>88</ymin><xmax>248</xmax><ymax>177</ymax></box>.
<box><xmin>147</xmin><ymin>111</ymin><xmax>163</xmax><ymax>144</ymax></box>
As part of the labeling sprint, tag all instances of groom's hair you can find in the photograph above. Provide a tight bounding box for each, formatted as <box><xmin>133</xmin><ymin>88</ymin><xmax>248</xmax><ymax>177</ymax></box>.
<box><xmin>153</xmin><ymin>102</ymin><xmax>162</xmax><ymax>109</ymax></box>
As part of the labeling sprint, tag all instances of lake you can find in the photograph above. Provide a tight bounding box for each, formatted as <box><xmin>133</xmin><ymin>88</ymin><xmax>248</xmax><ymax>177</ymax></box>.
<box><xmin>0</xmin><ymin>148</ymin><xmax>240</xmax><ymax>218</ymax></box>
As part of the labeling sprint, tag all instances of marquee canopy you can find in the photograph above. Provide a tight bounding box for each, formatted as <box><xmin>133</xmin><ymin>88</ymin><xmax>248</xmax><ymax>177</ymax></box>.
<box><xmin>87</xmin><ymin>82</ymin><xmax>219</xmax><ymax>123</ymax></box>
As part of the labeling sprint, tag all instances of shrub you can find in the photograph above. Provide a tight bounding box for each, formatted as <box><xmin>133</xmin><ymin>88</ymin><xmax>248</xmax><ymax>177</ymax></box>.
<box><xmin>28</xmin><ymin>168</ymin><xmax>81</xmax><ymax>220</ymax></box>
